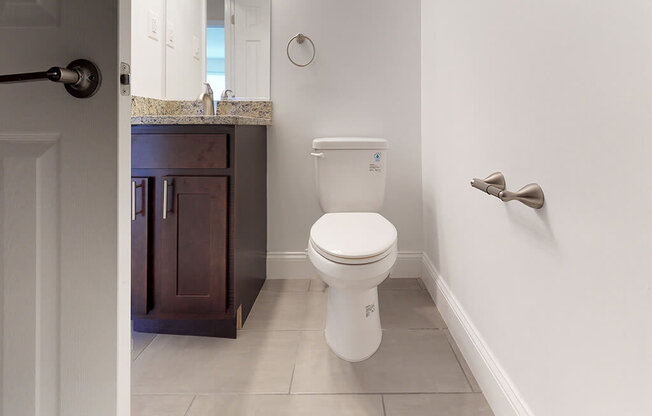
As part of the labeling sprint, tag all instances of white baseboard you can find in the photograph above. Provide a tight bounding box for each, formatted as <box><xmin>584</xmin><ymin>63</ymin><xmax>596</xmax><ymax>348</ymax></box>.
<box><xmin>390</xmin><ymin>251</ymin><xmax>423</xmax><ymax>278</ymax></box>
<box><xmin>266</xmin><ymin>252</ymin><xmax>318</xmax><ymax>279</ymax></box>
<box><xmin>421</xmin><ymin>254</ymin><xmax>534</xmax><ymax>416</ymax></box>
<box><xmin>266</xmin><ymin>251</ymin><xmax>423</xmax><ymax>279</ymax></box>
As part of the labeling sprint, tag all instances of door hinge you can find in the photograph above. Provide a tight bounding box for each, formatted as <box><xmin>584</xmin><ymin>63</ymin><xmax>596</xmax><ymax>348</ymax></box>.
<box><xmin>231</xmin><ymin>14</ymin><xmax>235</xmax><ymax>24</ymax></box>
<box><xmin>120</xmin><ymin>62</ymin><xmax>131</xmax><ymax>96</ymax></box>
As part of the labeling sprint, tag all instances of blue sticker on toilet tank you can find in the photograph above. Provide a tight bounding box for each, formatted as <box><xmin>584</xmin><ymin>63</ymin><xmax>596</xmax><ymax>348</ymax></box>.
<box><xmin>374</xmin><ymin>152</ymin><xmax>381</xmax><ymax>162</ymax></box>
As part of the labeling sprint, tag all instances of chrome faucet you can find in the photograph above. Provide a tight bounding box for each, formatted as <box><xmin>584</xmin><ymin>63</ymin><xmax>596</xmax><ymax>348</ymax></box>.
<box><xmin>220</xmin><ymin>89</ymin><xmax>235</xmax><ymax>100</ymax></box>
<box><xmin>198</xmin><ymin>83</ymin><xmax>214</xmax><ymax>115</ymax></box>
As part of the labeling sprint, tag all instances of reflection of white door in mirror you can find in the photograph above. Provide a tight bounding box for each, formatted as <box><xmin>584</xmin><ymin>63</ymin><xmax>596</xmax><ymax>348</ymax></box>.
<box><xmin>225</xmin><ymin>0</ymin><xmax>271</xmax><ymax>99</ymax></box>
<box><xmin>131</xmin><ymin>0</ymin><xmax>270</xmax><ymax>101</ymax></box>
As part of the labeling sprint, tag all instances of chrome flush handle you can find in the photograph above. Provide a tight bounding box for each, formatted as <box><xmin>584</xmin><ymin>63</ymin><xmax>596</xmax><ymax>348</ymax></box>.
<box><xmin>310</xmin><ymin>152</ymin><xmax>325</xmax><ymax>158</ymax></box>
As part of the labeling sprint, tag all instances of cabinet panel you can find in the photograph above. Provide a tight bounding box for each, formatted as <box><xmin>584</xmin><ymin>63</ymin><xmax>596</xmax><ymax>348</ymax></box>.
<box><xmin>132</xmin><ymin>134</ymin><xmax>228</xmax><ymax>169</ymax></box>
<box><xmin>177</xmin><ymin>193</ymin><xmax>212</xmax><ymax>295</ymax></box>
<box><xmin>131</xmin><ymin>177</ymin><xmax>150</xmax><ymax>315</ymax></box>
<box><xmin>157</xmin><ymin>176</ymin><xmax>229</xmax><ymax>316</ymax></box>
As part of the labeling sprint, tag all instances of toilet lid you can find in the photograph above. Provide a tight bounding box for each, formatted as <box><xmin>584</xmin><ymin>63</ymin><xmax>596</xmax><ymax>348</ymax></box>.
<box><xmin>310</xmin><ymin>213</ymin><xmax>397</xmax><ymax>261</ymax></box>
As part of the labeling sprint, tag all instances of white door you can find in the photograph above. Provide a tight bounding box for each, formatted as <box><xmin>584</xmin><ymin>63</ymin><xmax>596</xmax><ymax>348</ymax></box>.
<box><xmin>227</xmin><ymin>0</ymin><xmax>270</xmax><ymax>98</ymax></box>
<box><xmin>0</xmin><ymin>0</ymin><xmax>131</xmax><ymax>415</ymax></box>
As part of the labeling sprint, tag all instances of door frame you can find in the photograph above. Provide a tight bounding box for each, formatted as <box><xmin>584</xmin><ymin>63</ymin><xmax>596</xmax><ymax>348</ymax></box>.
<box><xmin>118</xmin><ymin>0</ymin><xmax>132</xmax><ymax>414</ymax></box>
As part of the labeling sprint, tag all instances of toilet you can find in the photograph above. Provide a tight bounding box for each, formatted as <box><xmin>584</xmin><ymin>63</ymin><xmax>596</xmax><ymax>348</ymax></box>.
<box><xmin>308</xmin><ymin>137</ymin><xmax>398</xmax><ymax>362</ymax></box>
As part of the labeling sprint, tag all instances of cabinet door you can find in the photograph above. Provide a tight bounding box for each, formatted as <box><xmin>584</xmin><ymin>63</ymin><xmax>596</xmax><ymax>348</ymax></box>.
<box><xmin>131</xmin><ymin>177</ymin><xmax>150</xmax><ymax>316</ymax></box>
<box><xmin>157</xmin><ymin>176</ymin><xmax>229</xmax><ymax>317</ymax></box>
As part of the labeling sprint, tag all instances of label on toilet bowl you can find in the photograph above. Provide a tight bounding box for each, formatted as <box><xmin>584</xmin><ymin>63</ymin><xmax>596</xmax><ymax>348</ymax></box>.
<box><xmin>365</xmin><ymin>303</ymin><xmax>376</xmax><ymax>317</ymax></box>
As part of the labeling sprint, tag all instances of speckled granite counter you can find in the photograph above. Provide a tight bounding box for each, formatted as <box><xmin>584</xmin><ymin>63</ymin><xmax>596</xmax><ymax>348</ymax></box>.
<box><xmin>131</xmin><ymin>96</ymin><xmax>272</xmax><ymax>126</ymax></box>
<box><xmin>131</xmin><ymin>114</ymin><xmax>271</xmax><ymax>126</ymax></box>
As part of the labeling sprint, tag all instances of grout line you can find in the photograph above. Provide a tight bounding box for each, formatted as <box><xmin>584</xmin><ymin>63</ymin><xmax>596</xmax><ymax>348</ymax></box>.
<box><xmin>288</xmin><ymin>364</ymin><xmax>296</xmax><ymax>394</ymax></box>
<box><xmin>381</xmin><ymin>394</ymin><xmax>387</xmax><ymax>416</ymax></box>
<box><xmin>133</xmin><ymin>333</ymin><xmax>158</xmax><ymax>362</ymax></box>
<box><xmin>404</xmin><ymin>326</ymin><xmax>447</xmax><ymax>330</ymax></box>
<box><xmin>132</xmin><ymin>391</ymin><xmax>484</xmax><ymax>397</ymax></box>
<box><xmin>442</xmin><ymin>331</ymin><xmax>474</xmax><ymax>392</ymax></box>
<box><xmin>182</xmin><ymin>395</ymin><xmax>197</xmax><ymax>416</ymax></box>
<box><xmin>237</xmin><ymin>328</ymin><xmax>449</xmax><ymax>334</ymax></box>
<box><xmin>237</xmin><ymin>328</ymin><xmax>323</xmax><ymax>333</ymax></box>
<box><xmin>286</xmin><ymin>327</ymin><xmax>305</xmax><ymax>395</ymax></box>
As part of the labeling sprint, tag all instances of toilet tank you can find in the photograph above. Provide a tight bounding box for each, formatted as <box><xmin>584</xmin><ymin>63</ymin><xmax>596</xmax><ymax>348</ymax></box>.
<box><xmin>312</xmin><ymin>137</ymin><xmax>389</xmax><ymax>212</ymax></box>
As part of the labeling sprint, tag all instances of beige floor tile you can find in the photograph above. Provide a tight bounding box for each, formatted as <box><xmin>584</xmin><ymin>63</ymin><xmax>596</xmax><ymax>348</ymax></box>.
<box><xmin>379</xmin><ymin>278</ymin><xmax>423</xmax><ymax>291</ymax></box>
<box><xmin>132</xmin><ymin>331</ymin><xmax>299</xmax><ymax>394</ymax></box>
<box><xmin>379</xmin><ymin>290</ymin><xmax>447</xmax><ymax>329</ymax></box>
<box><xmin>308</xmin><ymin>279</ymin><xmax>328</xmax><ymax>292</ymax></box>
<box><xmin>132</xmin><ymin>331</ymin><xmax>156</xmax><ymax>361</ymax></box>
<box><xmin>262</xmin><ymin>279</ymin><xmax>311</xmax><ymax>292</ymax></box>
<box><xmin>384</xmin><ymin>393</ymin><xmax>494</xmax><ymax>416</ymax></box>
<box><xmin>243</xmin><ymin>291</ymin><xmax>327</xmax><ymax>330</ymax></box>
<box><xmin>131</xmin><ymin>394</ymin><xmax>194</xmax><ymax>416</ymax></box>
<box><xmin>187</xmin><ymin>394</ymin><xmax>383</xmax><ymax>416</ymax></box>
<box><xmin>291</xmin><ymin>330</ymin><xmax>471</xmax><ymax>393</ymax></box>
<box><xmin>443</xmin><ymin>329</ymin><xmax>482</xmax><ymax>392</ymax></box>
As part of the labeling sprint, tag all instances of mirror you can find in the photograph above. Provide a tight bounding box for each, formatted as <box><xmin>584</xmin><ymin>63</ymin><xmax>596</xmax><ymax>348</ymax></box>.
<box><xmin>131</xmin><ymin>0</ymin><xmax>270</xmax><ymax>101</ymax></box>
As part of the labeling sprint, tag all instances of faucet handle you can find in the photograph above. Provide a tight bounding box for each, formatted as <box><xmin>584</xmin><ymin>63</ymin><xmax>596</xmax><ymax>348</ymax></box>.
<box><xmin>220</xmin><ymin>89</ymin><xmax>234</xmax><ymax>100</ymax></box>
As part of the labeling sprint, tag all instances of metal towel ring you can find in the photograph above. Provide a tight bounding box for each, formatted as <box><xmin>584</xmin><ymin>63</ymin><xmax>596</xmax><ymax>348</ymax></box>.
<box><xmin>286</xmin><ymin>33</ymin><xmax>315</xmax><ymax>67</ymax></box>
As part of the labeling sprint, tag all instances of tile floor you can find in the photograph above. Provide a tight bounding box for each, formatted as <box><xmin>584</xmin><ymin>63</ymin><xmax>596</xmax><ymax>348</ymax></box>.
<box><xmin>132</xmin><ymin>278</ymin><xmax>493</xmax><ymax>416</ymax></box>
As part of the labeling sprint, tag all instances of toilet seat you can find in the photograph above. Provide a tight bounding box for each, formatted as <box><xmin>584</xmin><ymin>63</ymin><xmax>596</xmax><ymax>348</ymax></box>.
<box><xmin>310</xmin><ymin>213</ymin><xmax>397</xmax><ymax>265</ymax></box>
<box><xmin>310</xmin><ymin>240</ymin><xmax>396</xmax><ymax>265</ymax></box>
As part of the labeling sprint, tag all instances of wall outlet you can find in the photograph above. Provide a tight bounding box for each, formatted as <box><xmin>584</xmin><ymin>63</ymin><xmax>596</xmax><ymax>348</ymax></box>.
<box><xmin>147</xmin><ymin>10</ymin><xmax>160</xmax><ymax>41</ymax></box>
<box><xmin>166</xmin><ymin>22</ymin><xmax>175</xmax><ymax>48</ymax></box>
<box><xmin>192</xmin><ymin>35</ymin><xmax>200</xmax><ymax>60</ymax></box>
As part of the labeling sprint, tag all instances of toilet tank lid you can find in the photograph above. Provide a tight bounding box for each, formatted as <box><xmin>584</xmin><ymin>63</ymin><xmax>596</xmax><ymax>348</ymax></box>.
<box><xmin>313</xmin><ymin>137</ymin><xmax>389</xmax><ymax>150</ymax></box>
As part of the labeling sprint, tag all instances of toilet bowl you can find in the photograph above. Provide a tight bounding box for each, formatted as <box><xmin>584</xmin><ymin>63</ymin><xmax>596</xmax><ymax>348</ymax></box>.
<box><xmin>308</xmin><ymin>137</ymin><xmax>396</xmax><ymax>362</ymax></box>
<box><xmin>308</xmin><ymin>212</ymin><xmax>397</xmax><ymax>362</ymax></box>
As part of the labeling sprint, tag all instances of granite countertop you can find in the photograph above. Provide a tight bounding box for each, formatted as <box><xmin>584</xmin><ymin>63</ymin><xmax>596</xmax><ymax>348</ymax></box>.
<box><xmin>131</xmin><ymin>114</ymin><xmax>271</xmax><ymax>126</ymax></box>
<box><xmin>130</xmin><ymin>96</ymin><xmax>272</xmax><ymax>126</ymax></box>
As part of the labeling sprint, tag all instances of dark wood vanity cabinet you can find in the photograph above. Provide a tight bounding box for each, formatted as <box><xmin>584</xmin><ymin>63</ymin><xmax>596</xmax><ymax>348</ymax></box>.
<box><xmin>131</xmin><ymin>125</ymin><xmax>267</xmax><ymax>338</ymax></box>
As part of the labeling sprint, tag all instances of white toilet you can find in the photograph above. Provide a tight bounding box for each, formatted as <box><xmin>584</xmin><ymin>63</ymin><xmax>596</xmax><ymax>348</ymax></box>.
<box><xmin>308</xmin><ymin>137</ymin><xmax>397</xmax><ymax>362</ymax></box>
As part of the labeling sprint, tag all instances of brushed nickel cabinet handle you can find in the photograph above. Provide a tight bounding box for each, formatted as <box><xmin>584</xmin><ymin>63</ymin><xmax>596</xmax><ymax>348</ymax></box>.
<box><xmin>131</xmin><ymin>181</ymin><xmax>136</xmax><ymax>221</ymax></box>
<box><xmin>163</xmin><ymin>179</ymin><xmax>168</xmax><ymax>220</ymax></box>
<box><xmin>132</xmin><ymin>180</ymin><xmax>146</xmax><ymax>220</ymax></box>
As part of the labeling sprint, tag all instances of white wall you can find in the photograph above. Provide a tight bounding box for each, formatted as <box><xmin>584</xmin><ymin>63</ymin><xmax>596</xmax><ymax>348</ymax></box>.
<box><xmin>268</xmin><ymin>0</ymin><xmax>422</xmax><ymax>256</ymax></box>
<box><xmin>132</xmin><ymin>0</ymin><xmax>166</xmax><ymax>98</ymax></box>
<box><xmin>132</xmin><ymin>0</ymin><xmax>206</xmax><ymax>99</ymax></box>
<box><xmin>166</xmin><ymin>0</ymin><xmax>207</xmax><ymax>100</ymax></box>
<box><xmin>421</xmin><ymin>1</ymin><xmax>652</xmax><ymax>415</ymax></box>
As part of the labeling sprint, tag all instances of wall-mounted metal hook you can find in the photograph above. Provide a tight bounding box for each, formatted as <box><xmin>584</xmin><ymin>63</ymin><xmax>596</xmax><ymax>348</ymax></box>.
<box><xmin>471</xmin><ymin>172</ymin><xmax>545</xmax><ymax>209</ymax></box>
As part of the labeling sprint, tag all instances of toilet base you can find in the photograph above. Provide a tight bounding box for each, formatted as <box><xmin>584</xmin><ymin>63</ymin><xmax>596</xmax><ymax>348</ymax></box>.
<box><xmin>324</xmin><ymin>286</ymin><xmax>382</xmax><ymax>362</ymax></box>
